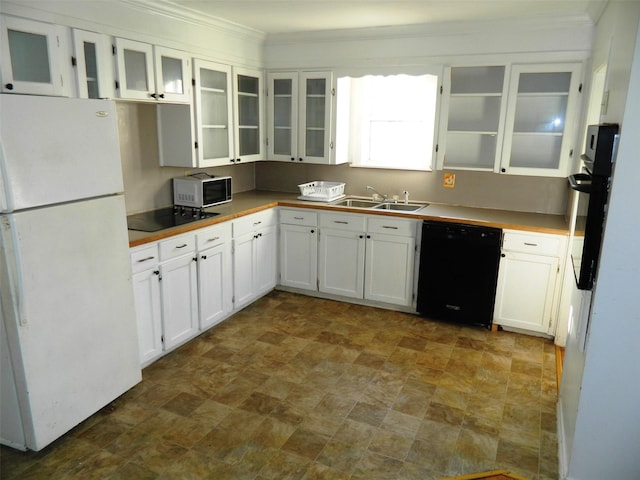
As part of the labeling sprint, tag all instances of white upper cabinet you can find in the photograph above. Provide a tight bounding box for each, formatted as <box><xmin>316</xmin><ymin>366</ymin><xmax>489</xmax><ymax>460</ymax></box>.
<box><xmin>232</xmin><ymin>67</ymin><xmax>264</xmax><ymax>162</ymax></box>
<box><xmin>500</xmin><ymin>63</ymin><xmax>582</xmax><ymax>177</ymax></box>
<box><xmin>267</xmin><ymin>71</ymin><xmax>338</xmax><ymax>164</ymax></box>
<box><xmin>115</xmin><ymin>38</ymin><xmax>190</xmax><ymax>102</ymax></box>
<box><xmin>72</xmin><ymin>29</ymin><xmax>114</xmax><ymax>99</ymax></box>
<box><xmin>193</xmin><ymin>59</ymin><xmax>234</xmax><ymax>167</ymax></box>
<box><xmin>268</xmin><ymin>72</ymin><xmax>299</xmax><ymax>161</ymax></box>
<box><xmin>439</xmin><ymin>66</ymin><xmax>508</xmax><ymax>171</ymax></box>
<box><xmin>0</xmin><ymin>16</ymin><xmax>70</xmax><ymax>96</ymax></box>
<box><xmin>440</xmin><ymin>63</ymin><xmax>582</xmax><ymax>177</ymax></box>
<box><xmin>154</xmin><ymin>46</ymin><xmax>191</xmax><ymax>103</ymax></box>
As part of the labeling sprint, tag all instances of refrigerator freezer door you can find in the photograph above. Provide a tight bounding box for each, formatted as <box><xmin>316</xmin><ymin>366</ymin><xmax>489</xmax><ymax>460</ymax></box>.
<box><xmin>0</xmin><ymin>194</ymin><xmax>141</xmax><ymax>450</ymax></box>
<box><xmin>0</xmin><ymin>95</ymin><xmax>124</xmax><ymax>213</ymax></box>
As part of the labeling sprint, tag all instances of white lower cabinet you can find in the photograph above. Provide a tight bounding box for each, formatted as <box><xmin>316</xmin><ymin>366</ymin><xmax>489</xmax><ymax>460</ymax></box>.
<box><xmin>196</xmin><ymin>223</ymin><xmax>233</xmax><ymax>330</ymax></box>
<box><xmin>279</xmin><ymin>209</ymin><xmax>319</xmax><ymax>291</ymax></box>
<box><xmin>130</xmin><ymin>244</ymin><xmax>162</xmax><ymax>366</ymax></box>
<box><xmin>232</xmin><ymin>209</ymin><xmax>277</xmax><ymax>311</ymax></box>
<box><xmin>494</xmin><ymin>230</ymin><xmax>566</xmax><ymax>334</ymax></box>
<box><xmin>316</xmin><ymin>212</ymin><xmax>417</xmax><ymax>306</ymax></box>
<box><xmin>158</xmin><ymin>234</ymin><xmax>199</xmax><ymax>350</ymax></box>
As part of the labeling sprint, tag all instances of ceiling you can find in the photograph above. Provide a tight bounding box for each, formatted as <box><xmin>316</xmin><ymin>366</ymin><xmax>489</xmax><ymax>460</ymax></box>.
<box><xmin>164</xmin><ymin>0</ymin><xmax>608</xmax><ymax>34</ymax></box>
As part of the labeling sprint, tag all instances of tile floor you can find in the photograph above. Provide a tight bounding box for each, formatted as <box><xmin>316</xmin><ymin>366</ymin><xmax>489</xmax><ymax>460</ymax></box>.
<box><xmin>1</xmin><ymin>291</ymin><xmax>559</xmax><ymax>480</ymax></box>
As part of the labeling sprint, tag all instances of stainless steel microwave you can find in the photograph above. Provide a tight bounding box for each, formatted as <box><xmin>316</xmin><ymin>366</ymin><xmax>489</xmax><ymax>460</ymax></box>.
<box><xmin>173</xmin><ymin>175</ymin><xmax>232</xmax><ymax>208</ymax></box>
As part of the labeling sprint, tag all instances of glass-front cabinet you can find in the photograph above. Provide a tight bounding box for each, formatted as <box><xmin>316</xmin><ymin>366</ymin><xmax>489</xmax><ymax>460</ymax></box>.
<box><xmin>233</xmin><ymin>68</ymin><xmax>263</xmax><ymax>162</ymax></box>
<box><xmin>115</xmin><ymin>38</ymin><xmax>190</xmax><ymax>102</ymax></box>
<box><xmin>501</xmin><ymin>63</ymin><xmax>582</xmax><ymax>177</ymax></box>
<box><xmin>153</xmin><ymin>46</ymin><xmax>191</xmax><ymax>103</ymax></box>
<box><xmin>268</xmin><ymin>72</ymin><xmax>299</xmax><ymax>161</ymax></box>
<box><xmin>440</xmin><ymin>63</ymin><xmax>582</xmax><ymax>177</ymax></box>
<box><xmin>0</xmin><ymin>16</ymin><xmax>69</xmax><ymax>96</ymax></box>
<box><xmin>439</xmin><ymin>66</ymin><xmax>508</xmax><ymax>170</ymax></box>
<box><xmin>267</xmin><ymin>71</ymin><xmax>336</xmax><ymax>164</ymax></box>
<box><xmin>72</xmin><ymin>29</ymin><xmax>114</xmax><ymax>99</ymax></box>
<box><xmin>193</xmin><ymin>59</ymin><xmax>234</xmax><ymax>167</ymax></box>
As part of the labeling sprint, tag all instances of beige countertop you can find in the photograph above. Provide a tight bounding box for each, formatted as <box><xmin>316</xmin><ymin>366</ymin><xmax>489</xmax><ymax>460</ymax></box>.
<box><xmin>128</xmin><ymin>190</ymin><xmax>569</xmax><ymax>247</ymax></box>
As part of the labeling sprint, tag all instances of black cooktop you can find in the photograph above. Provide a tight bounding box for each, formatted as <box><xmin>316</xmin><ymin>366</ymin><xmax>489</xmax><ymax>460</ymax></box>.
<box><xmin>127</xmin><ymin>207</ymin><xmax>219</xmax><ymax>232</ymax></box>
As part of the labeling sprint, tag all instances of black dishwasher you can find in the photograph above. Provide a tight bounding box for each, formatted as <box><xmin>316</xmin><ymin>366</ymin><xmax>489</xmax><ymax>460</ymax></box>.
<box><xmin>417</xmin><ymin>221</ymin><xmax>502</xmax><ymax>329</ymax></box>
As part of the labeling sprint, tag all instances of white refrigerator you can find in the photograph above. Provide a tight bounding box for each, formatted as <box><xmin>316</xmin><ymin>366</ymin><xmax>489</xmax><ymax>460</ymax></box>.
<box><xmin>0</xmin><ymin>94</ymin><xmax>141</xmax><ymax>451</ymax></box>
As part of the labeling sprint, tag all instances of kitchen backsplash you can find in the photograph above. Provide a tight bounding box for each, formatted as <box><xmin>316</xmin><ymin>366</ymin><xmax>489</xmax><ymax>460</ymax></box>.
<box><xmin>116</xmin><ymin>102</ymin><xmax>569</xmax><ymax>216</ymax></box>
<box><xmin>117</xmin><ymin>102</ymin><xmax>255</xmax><ymax>215</ymax></box>
<box><xmin>254</xmin><ymin>162</ymin><xmax>570</xmax><ymax>215</ymax></box>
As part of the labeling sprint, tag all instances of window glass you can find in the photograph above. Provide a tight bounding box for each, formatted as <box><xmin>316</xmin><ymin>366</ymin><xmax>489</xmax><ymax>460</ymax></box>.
<box><xmin>336</xmin><ymin>74</ymin><xmax>439</xmax><ymax>171</ymax></box>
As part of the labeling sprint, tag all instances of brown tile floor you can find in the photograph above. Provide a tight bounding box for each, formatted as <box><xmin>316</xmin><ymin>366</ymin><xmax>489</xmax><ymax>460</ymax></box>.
<box><xmin>1</xmin><ymin>291</ymin><xmax>559</xmax><ymax>480</ymax></box>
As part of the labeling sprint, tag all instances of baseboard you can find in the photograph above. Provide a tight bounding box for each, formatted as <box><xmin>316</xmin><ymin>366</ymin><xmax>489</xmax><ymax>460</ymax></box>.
<box><xmin>557</xmin><ymin>401</ymin><xmax>568</xmax><ymax>480</ymax></box>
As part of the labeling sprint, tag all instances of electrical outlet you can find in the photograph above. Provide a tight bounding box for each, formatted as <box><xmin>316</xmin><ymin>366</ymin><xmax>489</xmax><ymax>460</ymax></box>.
<box><xmin>443</xmin><ymin>172</ymin><xmax>455</xmax><ymax>188</ymax></box>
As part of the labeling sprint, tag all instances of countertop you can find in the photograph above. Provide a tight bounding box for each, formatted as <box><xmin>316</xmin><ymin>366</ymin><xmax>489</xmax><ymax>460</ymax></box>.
<box><xmin>128</xmin><ymin>190</ymin><xmax>570</xmax><ymax>247</ymax></box>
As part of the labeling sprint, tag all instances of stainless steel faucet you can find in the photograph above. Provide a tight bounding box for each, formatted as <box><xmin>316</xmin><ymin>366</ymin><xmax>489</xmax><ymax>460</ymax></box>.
<box><xmin>366</xmin><ymin>185</ymin><xmax>387</xmax><ymax>201</ymax></box>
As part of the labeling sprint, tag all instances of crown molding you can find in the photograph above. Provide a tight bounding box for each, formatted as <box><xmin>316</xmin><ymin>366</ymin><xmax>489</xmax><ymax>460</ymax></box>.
<box><xmin>119</xmin><ymin>0</ymin><xmax>266</xmax><ymax>42</ymax></box>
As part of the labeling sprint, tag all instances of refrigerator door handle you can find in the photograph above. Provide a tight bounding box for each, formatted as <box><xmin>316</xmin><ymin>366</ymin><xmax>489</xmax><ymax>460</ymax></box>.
<box><xmin>0</xmin><ymin>142</ymin><xmax>13</xmax><ymax>213</ymax></box>
<box><xmin>1</xmin><ymin>216</ymin><xmax>27</xmax><ymax>326</ymax></box>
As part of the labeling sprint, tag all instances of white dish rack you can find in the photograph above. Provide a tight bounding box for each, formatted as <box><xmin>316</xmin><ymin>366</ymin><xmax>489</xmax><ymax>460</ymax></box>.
<box><xmin>297</xmin><ymin>181</ymin><xmax>346</xmax><ymax>202</ymax></box>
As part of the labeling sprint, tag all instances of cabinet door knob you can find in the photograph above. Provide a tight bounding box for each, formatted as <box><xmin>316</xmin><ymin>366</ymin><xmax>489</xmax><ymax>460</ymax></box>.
<box><xmin>501</xmin><ymin>253</ymin><xmax>506</xmax><ymax>257</ymax></box>
<box><xmin>310</xmin><ymin>229</ymin><xmax>315</xmax><ymax>234</ymax></box>
<box><xmin>230</xmin><ymin>158</ymin><xmax>235</xmax><ymax>163</ymax></box>
<box><xmin>150</xmin><ymin>92</ymin><xmax>157</xmax><ymax>99</ymax></box>
<box><xmin>5</xmin><ymin>83</ymin><xmax>14</xmax><ymax>90</ymax></box>
<box><xmin>290</xmin><ymin>157</ymin><xmax>295</xmax><ymax>161</ymax></box>
<box><xmin>298</xmin><ymin>157</ymin><xmax>303</xmax><ymax>161</ymax></box>
<box><xmin>158</xmin><ymin>93</ymin><xmax>165</xmax><ymax>99</ymax></box>
<box><xmin>501</xmin><ymin>168</ymin><xmax>506</xmax><ymax>173</ymax></box>
<box><xmin>201</xmin><ymin>255</ymin><xmax>207</xmax><ymax>260</ymax></box>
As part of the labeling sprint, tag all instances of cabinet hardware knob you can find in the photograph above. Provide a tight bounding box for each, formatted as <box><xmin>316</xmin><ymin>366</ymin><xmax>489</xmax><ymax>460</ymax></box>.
<box><xmin>299</xmin><ymin>157</ymin><xmax>303</xmax><ymax>161</ymax></box>
<box><xmin>236</xmin><ymin>158</ymin><xmax>241</xmax><ymax>162</ymax></box>
<box><xmin>290</xmin><ymin>157</ymin><xmax>295</xmax><ymax>161</ymax></box>
<box><xmin>5</xmin><ymin>83</ymin><xmax>14</xmax><ymax>90</ymax></box>
<box><xmin>501</xmin><ymin>168</ymin><xmax>506</xmax><ymax>173</ymax></box>
<box><xmin>366</xmin><ymin>235</ymin><xmax>371</xmax><ymax>239</ymax></box>
<box><xmin>153</xmin><ymin>270</ymin><xmax>160</xmax><ymax>275</ymax></box>
<box><xmin>193</xmin><ymin>257</ymin><xmax>198</xmax><ymax>262</ymax></box>
<box><xmin>310</xmin><ymin>229</ymin><xmax>315</xmax><ymax>234</ymax></box>
<box><xmin>201</xmin><ymin>255</ymin><xmax>207</xmax><ymax>259</ymax></box>
<box><xmin>230</xmin><ymin>158</ymin><xmax>235</xmax><ymax>163</ymax></box>
<box><xmin>359</xmin><ymin>235</ymin><xmax>364</xmax><ymax>239</ymax></box>
<box><xmin>159</xmin><ymin>93</ymin><xmax>165</xmax><ymax>99</ymax></box>
<box><xmin>501</xmin><ymin>253</ymin><xmax>506</xmax><ymax>257</ymax></box>
<box><xmin>150</xmin><ymin>92</ymin><xmax>156</xmax><ymax>98</ymax></box>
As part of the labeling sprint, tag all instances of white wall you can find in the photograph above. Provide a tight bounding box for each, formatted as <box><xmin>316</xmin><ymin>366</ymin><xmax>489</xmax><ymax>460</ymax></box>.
<box><xmin>561</xmin><ymin>9</ymin><xmax>640</xmax><ymax>479</ymax></box>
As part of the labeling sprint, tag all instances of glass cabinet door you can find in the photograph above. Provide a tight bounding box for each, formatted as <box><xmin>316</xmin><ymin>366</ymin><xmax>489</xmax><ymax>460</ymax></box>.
<box><xmin>300</xmin><ymin>71</ymin><xmax>334</xmax><ymax>163</ymax></box>
<box><xmin>115</xmin><ymin>38</ymin><xmax>155</xmax><ymax>100</ymax></box>
<box><xmin>193</xmin><ymin>59</ymin><xmax>234</xmax><ymax>167</ymax></box>
<box><xmin>267</xmin><ymin>72</ymin><xmax>299</xmax><ymax>161</ymax></box>
<box><xmin>441</xmin><ymin>66</ymin><xmax>507</xmax><ymax>170</ymax></box>
<box><xmin>1</xmin><ymin>16</ymin><xmax>68</xmax><ymax>96</ymax></box>
<box><xmin>72</xmin><ymin>29</ymin><xmax>114</xmax><ymax>99</ymax></box>
<box><xmin>501</xmin><ymin>63</ymin><xmax>582</xmax><ymax>177</ymax></box>
<box><xmin>233</xmin><ymin>68</ymin><xmax>263</xmax><ymax>162</ymax></box>
<box><xmin>154</xmin><ymin>46</ymin><xmax>191</xmax><ymax>103</ymax></box>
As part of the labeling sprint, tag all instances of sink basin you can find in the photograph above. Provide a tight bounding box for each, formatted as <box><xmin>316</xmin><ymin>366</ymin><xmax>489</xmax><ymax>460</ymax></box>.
<box><xmin>372</xmin><ymin>203</ymin><xmax>427</xmax><ymax>212</ymax></box>
<box><xmin>330</xmin><ymin>198</ymin><xmax>380</xmax><ymax>208</ymax></box>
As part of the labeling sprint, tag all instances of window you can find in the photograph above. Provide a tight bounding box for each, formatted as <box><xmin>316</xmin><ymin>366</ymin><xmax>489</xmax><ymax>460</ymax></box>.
<box><xmin>336</xmin><ymin>74</ymin><xmax>439</xmax><ymax>170</ymax></box>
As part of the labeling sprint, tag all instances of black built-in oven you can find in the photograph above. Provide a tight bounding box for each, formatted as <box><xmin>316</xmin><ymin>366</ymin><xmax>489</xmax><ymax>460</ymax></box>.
<box><xmin>568</xmin><ymin>124</ymin><xmax>619</xmax><ymax>290</ymax></box>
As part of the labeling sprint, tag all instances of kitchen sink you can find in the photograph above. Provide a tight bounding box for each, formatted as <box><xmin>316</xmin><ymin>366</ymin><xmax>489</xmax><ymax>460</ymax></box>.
<box><xmin>330</xmin><ymin>198</ymin><xmax>380</xmax><ymax>208</ymax></box>
<box><xmin>372</xmin><ymin>203</ymin><xmax>427</xmax><ymax>212</ymax></box>
<box><xmin>329</xmin><ymin>197</ymin><xmax>427</xmax><ymax>213</ymax></box>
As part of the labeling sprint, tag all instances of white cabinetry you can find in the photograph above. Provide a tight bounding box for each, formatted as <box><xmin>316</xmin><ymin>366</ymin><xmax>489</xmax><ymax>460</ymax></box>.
<box><xmin>232</xmin><ymin>210</ymin><xmax>277</xmax><ymax>310</ymax></box>
<box><xmin>364</xmin><ymin>216</ymin><xmax>416</xmax><ymax>306</ymax></box>
<box><xmin>115</xmin><ymin>38</ymin><xmax>191</xmax><ymax>102</ymax></box>
<box><xmin>267</xmin><ymin>71</ymin><xmax>340</xmax><ymax>164</ymax></box>
<box><xmin>279</xmin><ymin>209</ymin><xmax>318</xmax><ymax>291</ymax></box>
<box><xmin>439</xmin><ymin>63</ymin><xmax>582</xmax><ymax>177</ymax></box>
<box><xmin>1</xmin><ymin>15</ymin><xmax>70</xmax><ymax>96</ymax></box>
<box><xmin>318</xmin><ymin>212</ymin><xmax>366</xmax><ymax>299</ymax></box>
<box><xmin>439</xmin><ymin>66</ymin><xmax>507</xmax><ymax>170</ymax></box>
<box><xmin>71</xmin><ymin>29</ymin><xmax>114</xmax><ymax>99</ymax></box>
<box><xmin>501</xmin><ymin>63</ymin><xmax>582</xmax><ymax>177</ymax></box>
<box><xmin>494</xmin><ymin>230</ymin><xmax>566</xmax><ymax>334</ymax></box>
<box><xmin>158</xmin><ymin>234</ymin><xmax>199</xmax><ymax>350</ymax></box>
<box><xmin>193</xmin><ymin>60</ymin><xmax>264</xmax><ymax>167</ymax></box>
<box><xmin>233</xmin><ymin>67</ymin><xmax>264</xmax><ymax>162</ymax></box>
<box><xmin>196</xmin><ymin>222</ymin><xmax>233</xmax><ymax>330</ymax></box>
<box><xmin>130</xmin><ymin>244</ymin><xmax>163</xmax><ymax>366</ymax></box>
<box><xmin>318</xmin><ymin>212</ymin><xmax>417</xmax><ymax>306</ymax></box>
